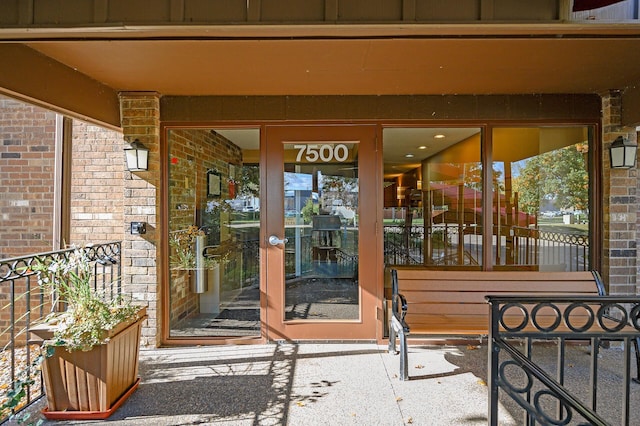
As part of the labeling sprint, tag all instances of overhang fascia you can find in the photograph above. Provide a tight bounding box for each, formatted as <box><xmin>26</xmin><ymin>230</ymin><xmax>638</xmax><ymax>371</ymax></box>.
<box><xmin>0</xmin><ymin>44</ymin><xmax>120</xmax><ymax>130</ymax></box>
<box><xmin>1</xmin><ymin>22</ymin><xmax>640</xmax><ymax>41</ymax></box>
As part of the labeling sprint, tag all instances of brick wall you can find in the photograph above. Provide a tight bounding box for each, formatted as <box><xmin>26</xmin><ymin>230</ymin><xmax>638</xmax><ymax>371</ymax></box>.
<box><xmin>69</xmin><ymin>121</ymin><xmax>124</xmax><ymax>244</ymax></box>
<box><xmin>601</xmin><ymin>90</ymin><xmax>639</xmax><ymax>296</ymax></box>
<box><xmin>0</xmin><ymin>95</ymin><xmax>56</xmax><ymax>258</ymax></box>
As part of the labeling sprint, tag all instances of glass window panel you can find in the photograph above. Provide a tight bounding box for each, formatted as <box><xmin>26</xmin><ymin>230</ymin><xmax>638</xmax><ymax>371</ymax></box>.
<box><xmin>383</xmin><ymin>128</ymin><xmax>482</xmax><ymax>268</ymax></box>
<box><xmin>167</xmin><ymin>128</ymin><xmax>261</xmax><ymax>338</ymax></box>
<box><xmin>283</xmin><ymin>142</ymin><xmax>359</xmax><ymax>321</ymax></box>
<box><xmin>492</xmin><ymin>127</ymin><xmax>591</xmax><ymax>271</ymax></box>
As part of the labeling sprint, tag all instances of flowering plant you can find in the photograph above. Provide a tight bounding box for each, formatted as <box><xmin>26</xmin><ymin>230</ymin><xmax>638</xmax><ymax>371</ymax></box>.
<box><xmin>30</xmin><ymin>247</ymin><xmax>141</xmax><ymax>352</ymax></box>
<box><xmin>169</xmin><ymin>225</ymin><xmax>237</xmax><ymax>270</ymax></box>
<box><xmin>169</xmin><ymin>225</ymin><xmax>205</xmax><ymax>270</ymax></box>
<box><xmin>1</xmin><ymin>247</ymin><xmax>144</xmax><ymax>423</ymax></box>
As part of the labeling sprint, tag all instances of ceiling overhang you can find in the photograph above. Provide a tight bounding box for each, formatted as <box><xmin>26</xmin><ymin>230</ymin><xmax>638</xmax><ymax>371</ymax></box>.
<box><xmin>1</xmin><ymin>23</ymin><xmax>640</xmax><ymax>127</ymax></box>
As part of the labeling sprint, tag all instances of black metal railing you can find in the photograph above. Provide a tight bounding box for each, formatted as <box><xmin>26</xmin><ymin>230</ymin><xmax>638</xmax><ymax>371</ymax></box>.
<box><xmin>221</xmin><ymin>239</ymin><xmax>260</xmax><ymax>290</ymax></box>
<box><xmin>384</xmin><ymin>224</ymin><xmax>589</xmax><ymax>270</ymax></box>
<box><xmin>511</xmin><ymin>227</ymin><xmax>589</xmax><ymax>271</ymax></box>
<box><xmin>0</xmin><ymin>242</ymin><xmax>122</xmax><ymax>422</ymax></box>
<box><xmin>487</xmin><ymin>295</ymin><xmax>640</xmax><ymax>426</ymax></box>
<box><xmin>383</xmin><ymin>224</ymin><xmax>425</xmax><ymax>265</ymax></box>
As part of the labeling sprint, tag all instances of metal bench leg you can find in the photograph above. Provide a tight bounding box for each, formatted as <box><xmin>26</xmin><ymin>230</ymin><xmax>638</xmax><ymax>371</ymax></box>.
<box><xmin>633</xmin><ymin>337</ymin><xmax>640</xmax><ymax>384</ymax></box>
<box><xmin>399</xmin><ymin>330</ymin><xmax>408</xmax><ymax>381</ymax></box>
<box><xmin>388</xmin><ymin>322</ymin><xmax>397</xmax><ymax>354</ymax></box>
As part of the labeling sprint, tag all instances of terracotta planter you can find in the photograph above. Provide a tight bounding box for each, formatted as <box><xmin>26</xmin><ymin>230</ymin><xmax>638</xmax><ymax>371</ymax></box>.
<box><xmin>30</xmin><ymin>307</ymin><xmax>147</xmax><ymax>420</ymax></box>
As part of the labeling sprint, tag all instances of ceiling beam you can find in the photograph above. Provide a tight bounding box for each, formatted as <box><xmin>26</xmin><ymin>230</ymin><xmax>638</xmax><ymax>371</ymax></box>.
<box><xmin>0</xmin><ymin>44</ymin><xmax>120</xmax><ymax>130</ymax></box>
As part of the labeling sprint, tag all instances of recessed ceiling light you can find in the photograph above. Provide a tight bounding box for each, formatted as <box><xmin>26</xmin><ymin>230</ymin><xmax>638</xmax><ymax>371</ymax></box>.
<box><xmin>434</xmin><ymin>134</ymin><xmax>445</xmax><ymax>139</ymax></box>
<box><xmin>418</xmin><ymin>145</ymin><xmax>427</xmax><ymax>150</ymax></box>
<box><xmin>405</xmin><ymin>153</ymin><xmax>414</xmax><ymax>158</ymax></box>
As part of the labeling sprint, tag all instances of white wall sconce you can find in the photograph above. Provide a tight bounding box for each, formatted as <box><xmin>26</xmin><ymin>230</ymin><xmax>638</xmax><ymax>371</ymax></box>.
<box><xmin>609</xmin><ymin>136</ymin><xmax>637</xmax><ymax>169</ymax></box>
<box><xmin>124</xmin><ymin>139</ymin><xmax>149</xmax><ymax>171</ymax></box>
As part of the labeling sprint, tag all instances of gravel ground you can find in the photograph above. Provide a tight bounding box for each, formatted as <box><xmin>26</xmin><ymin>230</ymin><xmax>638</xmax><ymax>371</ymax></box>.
<box><xmin>1</xmin><ymin>344</ymin><xmax>44</xmax><ymax>422</ymax></box>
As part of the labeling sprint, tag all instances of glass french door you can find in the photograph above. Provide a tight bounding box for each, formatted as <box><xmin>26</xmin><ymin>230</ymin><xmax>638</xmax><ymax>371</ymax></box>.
<box><xmin>263</xmin><ymin>125</ymin><xmax>379</xmax><ymax>340</ymax></box>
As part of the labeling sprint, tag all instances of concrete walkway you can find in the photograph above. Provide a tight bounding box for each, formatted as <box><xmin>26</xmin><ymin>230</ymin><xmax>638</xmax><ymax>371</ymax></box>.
<box><xmin>26</xmin><ymin>343</ymin><xmax>515</xmax><ymax>426</ymax></box>
<box><xmin>20</xmin><ymin>342</ymin><xmax>640</xmax><ymax>425</ymax></box>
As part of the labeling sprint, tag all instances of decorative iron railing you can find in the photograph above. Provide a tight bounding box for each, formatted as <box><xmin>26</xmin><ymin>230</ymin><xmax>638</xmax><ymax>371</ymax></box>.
<box><xmin>221</xmin><ymin>239</ymin><xmax>260</xmax><ymax>290</ymax></box>
<box><xmin>487</xmin><ymin>295</ymin><xmax>640</xmax><ymax>426</ymax></box>
<box><xmin>383</xmin><ymin>224</ymin><xmax>589</xmax><ymax>270</ymax></box>
<box><xmin>0</xmin><ymin>242</ymin><xmax>122</xmax><ymax>422</ymax></box>
<box><xmin>511</xmin><ymin>226</ymin><xmax>589</xmax><ymax>271</ymax></box>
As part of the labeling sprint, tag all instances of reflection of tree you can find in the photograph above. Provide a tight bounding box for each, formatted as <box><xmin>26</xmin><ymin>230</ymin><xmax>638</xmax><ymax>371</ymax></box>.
<box><xmin>461</xmin><ymin>162</ymin><xmax>503</xmax><ymax>192</ymax></box>
<box><xmin>239</xmin><ymin>164</ymin><xmax>259</xmax><ymax>198</ymax></box>
<box><xmin>322</xmin><ymin>175</ymin><xmax>358</xmax><ymax>192</ymax></box>
<box><xmin>463</xmin><ymin>163</ymin><xmax>483</xmax><ymax>191</ymax></box>
<box><xmin>301</xmin><ymin>198</ymin><xmax>318</xmax><ymax>223</ymax></box>
<box><xmin>512</xmin><ymin>144</ymin><xmax>588</xmax><ymax>214</ymax></box>
<box><xmin>320</xmin><ymin>174</ymin><xmax>358</xmax><ymax>209</ymax></box>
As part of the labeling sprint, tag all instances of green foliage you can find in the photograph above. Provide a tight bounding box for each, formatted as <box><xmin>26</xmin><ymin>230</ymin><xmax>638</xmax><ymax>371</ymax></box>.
<box><xmin>169</xmin><ymin>225</ymin><xmax>237</xmax><ymax>270</ymax></box>
<box><xmin>239</xmin><ymin>164</ymin><xmax>259</xmax><ymax>198</ymax></box>
<box><xmin>30</xmin><ymin>248</ymin><xmax>141</xmax><ymax>352</ymax></box>
<box><xmin>0</xmin><ymin>346</ymin><xmax>49</xmax><ymax>424</ymax></box>
<box><xmin>169</xmin><ymin>225</ymin><xmax>204</xmax><ymax>269</ymax></box>
<box><xmin>512</xmin><ymin>144</ymin><xmax>588</xmax><ymax>214</ymax></box>
<box><xmin>300</xmin><ymin>198</ymin><xmax>318</xmax><ymax>224</ymax></box>
<box><xmin>2</xmin><ymin>247</ymin><xmax>142</xmax><ymax>424</ymax></box>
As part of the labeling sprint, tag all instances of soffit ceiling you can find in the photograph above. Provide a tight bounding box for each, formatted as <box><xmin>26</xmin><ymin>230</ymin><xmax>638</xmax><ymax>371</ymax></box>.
<box><xmin>8</xmin><ymin>26</ymin><xmax>640</xmax><ymax>179</ymax></box>
<box><xmin>24</xmin><ymin>36</ymin><xmax>640</xmax><ymax>96</ymax></box>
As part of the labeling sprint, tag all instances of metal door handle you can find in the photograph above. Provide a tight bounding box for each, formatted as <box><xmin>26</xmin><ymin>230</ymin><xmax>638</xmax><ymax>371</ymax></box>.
<box><xmin>269</xmin><ymin>235</ymin><xmax>288</xmax><ymax>246</ymax></box>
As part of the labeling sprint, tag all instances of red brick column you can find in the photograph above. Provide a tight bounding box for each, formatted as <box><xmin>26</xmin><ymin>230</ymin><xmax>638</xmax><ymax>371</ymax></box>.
<box><xmin>119</xmin><ymin>92</ymin><xmax>161</xmax><ymax>347</ymax></box>
<box><xmin>602</xmin><ymin>90</ymin><xmax>639</xmax><ymax>296</ymax></box>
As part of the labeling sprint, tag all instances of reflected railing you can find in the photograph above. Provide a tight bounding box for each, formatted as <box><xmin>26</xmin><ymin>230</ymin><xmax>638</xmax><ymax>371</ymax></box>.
<box><xmin>383</xmin><ymin>224</ymin><xmax>589</xmax><ymax>270</ymax></box>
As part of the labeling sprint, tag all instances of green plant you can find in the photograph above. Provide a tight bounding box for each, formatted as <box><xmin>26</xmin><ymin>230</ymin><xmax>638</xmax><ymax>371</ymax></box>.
<box><xmin>301</xmin><ymin>198</ymin><xmax>318</xmax><ymax>224</ymax></box>
<box><xmin>1</xmin><ymin>247</ymin><xmax>143</xmax><ymax>424</ymax></box>
<box><xmin>169</xmin><ymin>225</ymin><xmax>203</xmax><ymax>270</ymax></box>
<box><xmin>170</xmin><ymin>225</ymin><xmax>238</xmax><ymax>270</ymax></box>
<box><xmin>30</xmin><ymin>247</ymin><xmax>141</xmax><ymax>352</ymax></box>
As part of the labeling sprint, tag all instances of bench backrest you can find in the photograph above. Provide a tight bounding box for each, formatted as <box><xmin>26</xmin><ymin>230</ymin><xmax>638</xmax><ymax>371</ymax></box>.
<box><xmin>390</xmin><ymin>268</ymin><xmax>604</xmax><ymax>335</ymax></box>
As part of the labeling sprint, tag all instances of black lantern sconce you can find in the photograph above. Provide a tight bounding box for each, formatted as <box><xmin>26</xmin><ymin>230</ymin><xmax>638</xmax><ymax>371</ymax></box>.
<box><xmin>609</xmin><ymin>136</ymin><xmax>638</xmax><ymax>169</ymax></box>
<box><xmin>124</xmin><ymin>139</ymin><xmax>149</xmax><ymax>171</ymax></box>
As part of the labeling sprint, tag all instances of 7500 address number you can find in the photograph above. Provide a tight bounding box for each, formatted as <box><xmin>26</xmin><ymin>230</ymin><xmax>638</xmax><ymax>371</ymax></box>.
<box><xmin>294</xmin><ymin>144</ymin><xmax>349</xmax><ymax>163</ymax></box>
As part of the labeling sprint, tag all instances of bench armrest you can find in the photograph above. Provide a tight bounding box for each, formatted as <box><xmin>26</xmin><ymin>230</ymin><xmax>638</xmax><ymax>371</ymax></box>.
<box><xmin>390</xmin><ymin>291</ymin><xmax>409</xmax><ymax>332</ymax></box>
<box><xmin>397</xmin><ymin>292</ymin><xmax>408</xmax><ymax>322</ymax></box>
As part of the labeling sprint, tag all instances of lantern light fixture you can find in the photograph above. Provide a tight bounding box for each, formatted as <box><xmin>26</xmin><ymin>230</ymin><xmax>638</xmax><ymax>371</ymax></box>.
<box><xmin>609</xmin><ymin>136</ymin><xmax>637</xmax><ymax>169</ymax></box>
<box><xmin>124</xmin><ymin>139</ymin><xmax>149</xmax><ymax>171</ymax></box>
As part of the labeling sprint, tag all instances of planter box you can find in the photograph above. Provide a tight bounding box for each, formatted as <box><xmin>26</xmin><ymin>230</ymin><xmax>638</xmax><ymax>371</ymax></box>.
<box><xmin>30</xmin><ymin>307</ymin><xmax>147</xmax><ymax>419</ymax></box>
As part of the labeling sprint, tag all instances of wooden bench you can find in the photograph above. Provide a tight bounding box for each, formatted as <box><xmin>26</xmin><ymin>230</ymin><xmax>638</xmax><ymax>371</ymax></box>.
<box><xmin>387</xmin><ymin>268</ymin><xmax>640</xmax><ymax>380</ymax></box>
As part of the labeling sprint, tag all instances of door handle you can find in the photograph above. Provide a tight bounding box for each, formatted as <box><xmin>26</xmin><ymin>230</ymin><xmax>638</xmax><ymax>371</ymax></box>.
<box><xmin>269</xmin><ymin>235</ymin><xmax>288</xmax><ymax>246</ymax></box>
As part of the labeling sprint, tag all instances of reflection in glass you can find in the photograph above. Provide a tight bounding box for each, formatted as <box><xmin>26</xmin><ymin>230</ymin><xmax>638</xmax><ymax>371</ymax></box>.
<box><xmin>283</xmin><ymin>143</ymin><xmax>359</xmax><ymax>321</ymax></box>
<box><xmin>492</xmin><ymin>127</ymin><xmax>590</xmax><ymax>271</ymax></box>
<box><xmin>167</xmin><ymin>128</ymin><xmax>260</xmax><ymax>337</ymax></box>
<box><xmin>383</xmin><ymin>128</ymin><xmax>483</xmax><ymax>267</ymax></box>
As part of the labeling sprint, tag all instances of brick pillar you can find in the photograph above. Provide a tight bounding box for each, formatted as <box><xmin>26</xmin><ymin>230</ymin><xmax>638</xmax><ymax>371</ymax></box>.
<box><xmin>602</xmin><ymin>90</ymin><xmax>638</xmax><ymax>296</ymax></box>
<box><xmin>119</xmin><ymin>92</ymin><xmax>161</xmax><ymax>347</ymax></box>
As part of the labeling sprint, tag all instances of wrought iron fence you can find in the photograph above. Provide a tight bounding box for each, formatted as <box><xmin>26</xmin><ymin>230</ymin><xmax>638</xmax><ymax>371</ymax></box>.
<box><xmin>383</xmin><ymin>224</ymin><xmax>424</xmax><ymax>265</ymax></box>
<box><xmin>384</xmin><ymin>224</ymin><xmax>589</xmax><ymax>270</ymax></box>
<box><xmin>487</xmin><ymin>295</ymin><xmax>640</xmax><ymax>426</ymax></box>
<box><xmin>0</xmin><ymin>242</ymin><xmax>122</xmax><ymax>422</ymax></box>
<box><xmin>221</xmin><ymin>239</ymin><xmax>260</xmax><ymax>291</ymax></box>
<box><xmin>512</xmin><ymin>227</ymin><xmax>589</xmax><ymax>271</ymax></box>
